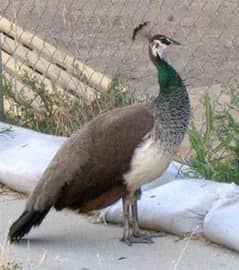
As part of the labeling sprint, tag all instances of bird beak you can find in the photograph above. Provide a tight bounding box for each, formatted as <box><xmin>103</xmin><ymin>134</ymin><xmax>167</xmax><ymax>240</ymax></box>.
<box><xmin>170</xmin><ymin>38</ymin><xmax>181</xmax><ymax>45</ymax></box>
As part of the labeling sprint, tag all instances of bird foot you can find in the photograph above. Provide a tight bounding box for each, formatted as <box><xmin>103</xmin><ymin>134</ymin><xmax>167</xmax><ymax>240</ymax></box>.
<box><xmin>133</xmin><ymin>230</ymin><xmax>166</xmax><ymax>240</ymax></box>
<box><xmin>121</xmin><ymin>233</ymin><xmax>154</xmax><ymax>246</ymax></box>
<box><xmin>141</xmin><ymin>231</ymin><xmax>167</xmax><ymax>238</ymax></box>
<box><xmin>120</xmin><ymin>230</ymin><xmax>166</xmax><ymax>245</ymax></box>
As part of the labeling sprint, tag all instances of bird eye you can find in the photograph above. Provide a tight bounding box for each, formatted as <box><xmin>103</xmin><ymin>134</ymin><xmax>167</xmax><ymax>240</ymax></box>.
<box><xmin>161</xmin><ymin>38</ymin><xmax>171</xmax><ymax>45</ymax></box>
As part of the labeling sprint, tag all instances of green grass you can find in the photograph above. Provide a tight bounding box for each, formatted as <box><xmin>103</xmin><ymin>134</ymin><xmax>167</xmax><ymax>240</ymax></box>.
<box><xmin>187</xmin><ymin>91</ymin><xmax>239</xmax><ymax>183</ymax></box>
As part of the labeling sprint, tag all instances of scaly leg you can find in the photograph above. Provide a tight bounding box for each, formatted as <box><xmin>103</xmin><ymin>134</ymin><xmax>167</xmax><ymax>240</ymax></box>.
<box><xmin>131</xmin><ymin>199</ymin><xmax>154</xmax><ymax>243</ymax></box>
<box><xmin>131</xmin><ymin>197</ymin><xmax>166</xmax><ymax>241</ymax></box>
<box><xmin>121</xmin><ymin>190</ymin><xmax>155</xmax><ymax>245</ymax></box>
<box><xmin>131</xmin><ymin>189</ymin><xmax>142</xmax><ymax>236</ymax></box>
<box><xmin>121</xmin><ymin>196</ymin><xmax>131</xmax><ymax>245</ymax></box>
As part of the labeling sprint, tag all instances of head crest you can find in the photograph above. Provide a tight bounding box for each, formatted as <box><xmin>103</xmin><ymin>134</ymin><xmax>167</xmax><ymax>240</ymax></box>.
<box><xmin>132</xmin><ymin>21</ymin><xmax>150</xmax><ymax>41</ymax></box>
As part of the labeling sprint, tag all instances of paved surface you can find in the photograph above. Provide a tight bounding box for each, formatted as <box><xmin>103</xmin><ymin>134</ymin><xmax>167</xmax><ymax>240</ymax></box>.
<box><xmin>1</xmin><ymin>195</ymin><xmax>239</xmax><ymax>270</ymax></box>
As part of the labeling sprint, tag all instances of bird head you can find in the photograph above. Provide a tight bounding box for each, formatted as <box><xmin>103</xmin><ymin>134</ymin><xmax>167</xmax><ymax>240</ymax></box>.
<box><xmin>149</xmin><ymin>34</ymin><xmax>180</xmax><ymax>59</ymax></box>
<box><xmin>132</xmin><ymin>22</ymin><xmax>180</xmax><ymax>60</ymax></box>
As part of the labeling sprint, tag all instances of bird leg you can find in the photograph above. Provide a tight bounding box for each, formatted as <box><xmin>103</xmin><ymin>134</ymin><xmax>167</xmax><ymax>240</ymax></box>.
<box><xmin>131</xmin><ymin>197</ymin><xmax>166</xmax><ymax>240</ymax></box>
<box><xmin>131</xmin><ymin>199</ymin><xmax>154</xmax><ymax>244</ymax></box>
<box><xmin>121</xmin><ymin>196</ymin><xmax>131</xmax><ymax>244</ymax></box>
<box><xmin>121</xmin><ymin>189</ymin><xmax>166</xmax><ymax>245</ymax></box>
<box><xmin>121</xmin><ymin>189</ymin><xmax>158</xmax><ymax>245</ymax></box>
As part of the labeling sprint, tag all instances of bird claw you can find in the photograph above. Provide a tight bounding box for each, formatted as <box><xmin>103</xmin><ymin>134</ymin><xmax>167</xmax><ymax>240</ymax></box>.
<box><xmin>121</xmin><ymin>230</ymin><xmax>167</xmax><ymax>245</ymax></box>
<box><xmin>121</xmin><ymin>233</ymin><xmax>154</xmax><ymax>246</ymax></box>
<box><xmin>142</xmin><ymin>231</ymin><xmax>167</xmax><ymax>238</ymax></box>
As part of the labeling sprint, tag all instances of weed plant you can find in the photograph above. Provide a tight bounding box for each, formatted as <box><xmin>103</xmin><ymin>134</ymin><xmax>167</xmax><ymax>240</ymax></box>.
<box><xmin>188</xmin><ymin>92</ymin><xmax>239</xmax><ymax>183</ymax></box>
<box><xmin>3</xmin><ymin>72</ymin><xmax>138</xmax><ymax>136</ymax></box>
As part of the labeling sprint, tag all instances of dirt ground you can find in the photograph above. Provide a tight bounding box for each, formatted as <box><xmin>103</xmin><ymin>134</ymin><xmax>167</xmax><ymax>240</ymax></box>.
<box><xmin>1</xmin><ymin>0</ymin><xmax>239</xmax><ymax>95</ymax></box>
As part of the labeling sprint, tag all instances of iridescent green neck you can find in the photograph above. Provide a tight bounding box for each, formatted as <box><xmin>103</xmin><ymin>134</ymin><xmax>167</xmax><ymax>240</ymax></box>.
<box><xmin>153</xmin><ymin>56</ymin><xmax>184</xmax><ymax>92</ymax></box>
<box><xmin>148</xmin><ymin>55</ymin><xmax>190</xmax><ymax>152</ymax></box>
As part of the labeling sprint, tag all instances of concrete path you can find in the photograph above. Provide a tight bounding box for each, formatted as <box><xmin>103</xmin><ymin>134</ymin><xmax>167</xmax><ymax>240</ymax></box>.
<box><xmin>0</xmin><ymin>195</ymin><xmax>239</xmax><ymax>270</ymax></box>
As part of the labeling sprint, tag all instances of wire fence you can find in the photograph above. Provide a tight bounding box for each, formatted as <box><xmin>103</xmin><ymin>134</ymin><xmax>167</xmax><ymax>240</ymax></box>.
<box><xmin>0</xmin><ymin>0</ymin><xmax>239</xmax><ymax>154</ymax></box>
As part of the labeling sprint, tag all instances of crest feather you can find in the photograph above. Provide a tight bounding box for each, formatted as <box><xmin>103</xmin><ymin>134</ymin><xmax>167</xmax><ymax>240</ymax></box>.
<box><xmin>132</xmin><ymin>21</ymin><xmax>150</xmax><ymax>41</ymax></box>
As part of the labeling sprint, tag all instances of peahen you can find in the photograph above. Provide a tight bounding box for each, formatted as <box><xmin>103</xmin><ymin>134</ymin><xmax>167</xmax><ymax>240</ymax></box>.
<box><xmin>8</xmin><ymin>22</ymin><xmax>190</xmax><ymax>245</ymax></box>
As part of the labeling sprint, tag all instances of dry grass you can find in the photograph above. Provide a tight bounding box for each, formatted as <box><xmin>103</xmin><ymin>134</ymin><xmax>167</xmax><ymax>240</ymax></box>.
<box><xmin>0</xmin><ymin>235</ymin><xmax>21</xmax><ymax>270</ymax></box>
<box><xmin>0</xmin><ymin>184</ymin><xmax>22</xmax><ymax>198</ymax></box>
<box><xmin>172</xmin><ymin>234</ymin><xmax>194</xmax><ymax>270</ymax></box>
<box><xmin>0</xmin><ymin>260</ymin><xmax>22</xmax><ymax>270</ymax></box>
<box><xmin>0</xmin><ymin>185</ymin><xmax>12</xmax><ymax>196</ymax></box>
<box><xmin>3</xmin><ymin>73</ymin><xmax>143</xmax><ymax>136</ymax></box>
<box><xmin>0</xmin><ymin>185</ymin><xmax>8</xmax><ymax>195</ymax></box>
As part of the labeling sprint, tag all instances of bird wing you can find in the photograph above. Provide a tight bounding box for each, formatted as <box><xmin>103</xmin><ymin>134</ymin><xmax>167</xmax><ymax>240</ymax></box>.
<box><xmin>26</xmin><ymin>104</ymin><xmax>154</xmax><ymax>212</ymax></box>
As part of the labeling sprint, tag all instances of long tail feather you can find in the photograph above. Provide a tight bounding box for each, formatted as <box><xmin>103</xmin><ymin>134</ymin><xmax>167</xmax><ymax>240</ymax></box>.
<box><xmin>8</xmin><ymin>208</ymin><xmax>50</xmax><ymax>243</ymax></box>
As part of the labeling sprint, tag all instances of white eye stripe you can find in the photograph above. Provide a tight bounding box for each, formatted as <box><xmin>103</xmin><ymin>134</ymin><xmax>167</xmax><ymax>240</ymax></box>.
<box><xmin>154</xmin><ymin>40</ymin><xmax>162</xmax><ymax>46</ymax></box>
<box><xmin>151</xmin><ymin>40</ymin><xmax>167</xmax><ymax>58</ymax></box>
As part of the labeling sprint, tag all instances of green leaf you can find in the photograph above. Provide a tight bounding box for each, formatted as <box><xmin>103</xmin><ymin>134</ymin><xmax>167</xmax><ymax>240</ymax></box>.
<box><xmin>188</xmin><ymin>124</ymin><xmax>206</xmax><ymax>163</ymax></box>
<box><xmin>203</xmin><ymin>94</ymin><xmax>214</xmax><ymax>146</ymax></box>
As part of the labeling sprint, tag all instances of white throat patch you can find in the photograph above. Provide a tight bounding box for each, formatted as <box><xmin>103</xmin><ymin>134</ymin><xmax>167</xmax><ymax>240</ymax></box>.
<box><xmin>151</xmin><ymin>40</ymin><xmax>167</xmax><ymax>58</ymax></box>
<box><xmin>124</xmin><ymin>138</ymin><xmax>173</xmax><ymax>192</ymax></box>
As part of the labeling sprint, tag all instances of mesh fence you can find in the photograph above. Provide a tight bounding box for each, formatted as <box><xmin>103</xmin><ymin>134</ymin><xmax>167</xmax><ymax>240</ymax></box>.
<box><xmin>0</xmin><ymin>0</ymin><xmax>239</xmax><ymax>156</ymax></box>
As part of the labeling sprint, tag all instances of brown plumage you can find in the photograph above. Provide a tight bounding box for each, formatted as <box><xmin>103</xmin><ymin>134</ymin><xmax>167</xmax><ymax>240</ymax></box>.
<box><xmin>9</xmin><ymin>105</ymin><xmax>154</xmax><ymax>241</ymax></box>
<box><xmin>28</xmin><ymin>104</ymin><xmax>153</xmax><ymax>212</ymax></box>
